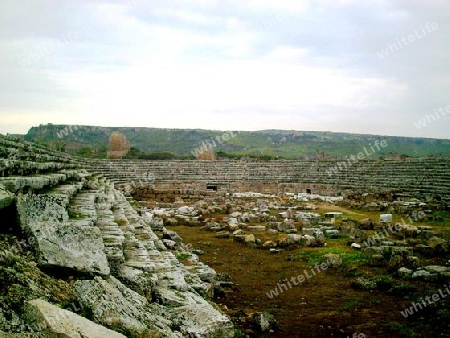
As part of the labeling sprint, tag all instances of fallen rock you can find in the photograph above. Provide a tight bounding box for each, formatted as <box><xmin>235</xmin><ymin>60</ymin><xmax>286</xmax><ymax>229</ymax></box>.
<box><xmin>397</xmin><ymin>267</ymin><xmax>413</xmax><ymax>279</ymax></box>
<box><xmin>262</xmin><ymin>241</ymin><xmax>277</xmax><ymax>248</ymax></box>
<box><xmin>74</xmin><ymin>276</ymin><xmax>172</xmax><ymax>336</ymax></box>
<box><xmin>25</xmin><ymin>299</ymin><xmax>126</xmax><ymax>338</ymax></box>
<box><xmin>244</xmin><ymin>234</ymin><xmax>256</xmax><ymax>244</ymax></box>
<box><xmin>215</xmin><ymin>231</ymin><xmax>230</xmax><ymax>239</ymax></box>
<box><xmin>351</xmin><ymin>277</ymin><xmax>376</xmax><ymax>290</ymax></box>
<box><xmin>351</xmin><ymin>243</ymin><xmax>361</xmax><ymax>250</ymax></box>
<box><xmin>249</xmin><ymin>312</ymin><xmax>278</xmax><ymax>333</ymax></box>
<box><xmin>412</xmin><ymin>270</ymin><xmax>435</xmax><ymax>281</ymax></box>
<box><xmin>17</xmin><ymin>194</ymin><xmax>110</xmax><ymax>276</ymax></box>
<box><xmin>162</xmin><ymin>230</ymin><xmax>183</xmax><ymax>244</ymax></box>
<box><xmin>162</xmin><ymin>239</ymin><xmax>177</xmax><ymax>250</ymax></box>
<box><xmin>247</xmin><ymin>225</ymin><xmax>266</xmax><ymax>232</ymax></box>
<box><xmin>322</xmin><ymin>254</ymin><xmax>342</xmax><ymax>268</ymax></box>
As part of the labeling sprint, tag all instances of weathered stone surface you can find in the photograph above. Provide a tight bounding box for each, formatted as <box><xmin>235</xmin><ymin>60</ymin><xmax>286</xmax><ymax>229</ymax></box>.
<box><xmin>74</xmin><ymin>276</ymin><xmax>172</xmax><ymax>336</ymax></box>
<box><xmin>247</xmin><ymin>225</ymin><xmax>266</xmax><ymax>232</ymax></box>
<box><xmin>24</xmin><ymin>299</ymin><xmax>126</xmax><ymax>338</ymax></box>
<box><xmin>427</xmin><ymin>237</ymin><xmax>449</xmax><ymax>253</ymax></box>
<box><xmin>0</xmin><ymin>174</ymin><xmax>67</xmax><ymax>193</ymax></box>
<box><xmin>244</xmin><ymin>234</ymin><xmax>256</xmax><ymax>244</ymax></box>
<box><xmin>262</xmin><ymin>240</ymin><xmax>277</xmax><ymax>248</ymax></box>
<box><xmin>351</xmin><ymin>277</ymin><xmax>376</xmax><ymax>290</ymax></box>
<box><xmin>423</xmin><ymin>265</ymin><xmax>450</xmax><ymax>275</ymax></box>
<box><xmin>322</xmin><ymin>254</ymin><xmax>342</xmax><ymax>268</ymax></box>
<box><xmin>351</xmin><ymin>243</ymin><xmax>361</xmax><ymax>250</ymax></box>
<box><xmin>412</xmin><ymin>270</ymin><xmax>435</xmax><ymax>280</ymax></box>
<box><xmin>0</xmin><ymin>184</ymin><xmax>14</xmax><ymax>209</ymax></box>
<box><xmin>398</xmin><ymin>267</ymin><xmax>413</xmax><ymax>279</ymax></box>
<box><xmin>248</xmin><ymin>312</ymin><xmax>278</xmax><ymax>333</ymax></box>
<box><xmin>117</xmin><ymin>265</ymin><xmax>157</xmax><ymax>300</ymax></box>
<box><xmin>325</xmin><ymin>229</ymin><xmax>339</xmax><ymax>238</ymax></box>
<box><xmin>286</xmin><ymin>234</ymin><xmax>302</xmax><ymax>244</ymax></box>
<box><xmin>168</xmin><ymin>304</ymin><xmax>234</xmax><ymax>338</ymax></box>
<box><xmin>17</xmin><ymin>194</ymin><xmax>110</xmax><ymax>276</ymax></box>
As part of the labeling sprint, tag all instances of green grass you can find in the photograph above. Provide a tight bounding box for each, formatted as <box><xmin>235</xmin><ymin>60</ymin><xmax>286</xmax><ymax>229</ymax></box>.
<box><xmin>294</xmin><ymin>247</ymin><xmax>366</xmax><ymax>268</ymax></box>
<box><xmin>382</xmin><ymin>321</ymin><xmax>418</xmax><ymax>337</ymax></box>
<box><xmin>234</xmin><ymin>328</ymin><xmax>248</xmax><ymax>338</ymax></box>
<box><xmin>176</xmin><ymin>253</ymin><xmax>191</xmax><ymax>260</ymax></box>
<box><xmin>339</xmin><ymin>300</ymin><xmax>362</xmax><ymax>309</ymax></box>
<box><xmin>67</xmin><ymin>211</ymin><xmax>85</xmax><ymax>219</ymax></box>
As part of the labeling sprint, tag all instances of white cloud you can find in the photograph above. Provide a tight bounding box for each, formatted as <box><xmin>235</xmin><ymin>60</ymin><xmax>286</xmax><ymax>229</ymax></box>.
<box><xmin>0</xmin><ymin>0</ymin><xmax>448</xmax><ymax>138</ymax></box>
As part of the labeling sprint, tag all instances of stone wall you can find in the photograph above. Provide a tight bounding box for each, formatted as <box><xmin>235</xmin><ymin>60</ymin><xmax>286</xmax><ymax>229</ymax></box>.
<box><xmin>90</xmin><ymin>157</ymin><xmax>450</xmax><ymax>198</ymax></box>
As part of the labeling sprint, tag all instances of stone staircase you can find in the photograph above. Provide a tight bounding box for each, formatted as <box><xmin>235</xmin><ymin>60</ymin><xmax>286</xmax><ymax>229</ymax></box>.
<box><xmin>0</xmin><ymin>134</ymin><xmax>233</xmax><ymax>337</ymax></box>
<box><xmin>89</xmin><ymin>157</ymin><xmax>450</xmax><ymax>196</ymax></box>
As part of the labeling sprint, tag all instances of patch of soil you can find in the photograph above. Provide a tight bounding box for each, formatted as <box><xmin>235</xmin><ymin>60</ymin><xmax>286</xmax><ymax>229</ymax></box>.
<box><xmin>168</xmin><ymin>212</ymin><xmax>449</xmax><ymax>338</ymax></box>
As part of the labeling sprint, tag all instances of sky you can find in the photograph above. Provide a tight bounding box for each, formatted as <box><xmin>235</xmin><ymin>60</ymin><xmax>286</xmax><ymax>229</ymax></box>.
<box><xmin>0</xmin><ymin>0</ymin><xmax>449</xmax><ymax>138</ymax></box>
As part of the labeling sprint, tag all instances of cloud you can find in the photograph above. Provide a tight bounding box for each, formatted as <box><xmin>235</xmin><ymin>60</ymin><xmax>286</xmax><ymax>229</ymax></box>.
<box><xmin>0</xmin><ymin>0</ymin><xmax>448</xmax><ymax>138</ymax></box>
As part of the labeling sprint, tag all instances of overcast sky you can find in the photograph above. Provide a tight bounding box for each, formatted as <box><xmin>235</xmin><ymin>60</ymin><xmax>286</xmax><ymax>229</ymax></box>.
<box><xmin>0</xmin><ymin>0</ymin><xmax>449</xmax><ymax>138</ymax></box>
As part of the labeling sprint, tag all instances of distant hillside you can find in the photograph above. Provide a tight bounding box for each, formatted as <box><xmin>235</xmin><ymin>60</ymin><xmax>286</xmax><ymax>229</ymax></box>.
<box><xmin>23</xmin><ymin>124</ymin><xmax>450</xmax><ymax>159</ymax></box>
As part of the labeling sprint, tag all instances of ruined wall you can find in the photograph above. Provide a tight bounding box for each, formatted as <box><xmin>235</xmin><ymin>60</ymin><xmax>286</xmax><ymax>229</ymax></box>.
<box><xmin>90</xmin><ymin>158</ymin><xmax>450</xmax><ymax>198</ymax></box>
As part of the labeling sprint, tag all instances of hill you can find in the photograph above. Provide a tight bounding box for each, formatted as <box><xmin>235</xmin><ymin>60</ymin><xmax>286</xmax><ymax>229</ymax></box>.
<box><xmin>22</xmin><ymin>124</ymin><xmax>450</xmax><ymax>159</ymax></box>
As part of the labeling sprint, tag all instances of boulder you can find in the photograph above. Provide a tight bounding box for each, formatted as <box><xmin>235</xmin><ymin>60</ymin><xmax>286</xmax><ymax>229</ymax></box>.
<box><xmin>162</xmin><ymin>239</ymin><xmax>177</xmax><ymax>250</ymax></box>
<box><xmin>249</xmin><ymin>312</ymin><xmax>278</xmax><ymax>333</ymax></box>
<box><xmin>278</xmin><ymin>219</ymin><xmax>295</xmax><ymax>232</ymax></box>
<box><xmin>17</xmin><ymin>194</ymin><xmax>110</xmax><ymax>276</ymax></box>
<box><xmin>24</xmin><ymin>299</ymin><xmax>126</xmax><ymax>338</ymax></box>
<box><xmin>177</xmin><ymin>206</ymin><xmax>194</xmax><ymax>215</ymax></box>
<box><xmin>286</xmin><ymin>234</ymin><xmax>302</xmax><ymax>244</ymax></box>
<box><xmin>351</xmin><ymin>277</ymin><xmax>376</xmax><ymax>290</ymax></box>
<box><xmin>322</xmin><ymin>254</ymin><xmax>342</xmax><ymax>268</ymax></box>
<box><xmin>351</xmin><ymin>243</ymin><xmax>361</xmax><ymax>250</ymax></box>
<box><xmin>398</xmin><ymin>267</ymin><xmax>413</xmax><ymax>279</ymax></box>
<box><xmin>262</xmin><ymin>241</ymin><xmax>277</xmax><ymax>248</ymax></box>
<box><xmin>162</xmin><ymin>230</ymin><xmax>183</xmax><ymax>244</ymax></box>
<box><xmin>74</xmin><ymin>276</ymin><xmax>173</xmax><ymax>336</ymax></box>
<box><xmin>247</xmin><ymin>225</ymin><xmax>266</xmax><ymax>232</ymax></box>
<box><xmin>325</xmin><ymin>229</ymin><xmax>339</xmax><ymax>238</ymax></box>
<box><xmin>301</xmin><ymin>235</ymin><xmax>316</xmax><ymax>247</ymax></box>
<box><xmin>244</xmin><ymin>234</ymin><xmax>256</xmax><ymax>244</ymax></box>
<box><xmin>412</xmin><ymin>270</ymin><xmax>435</xmax><ymax>281</ymax></box>
<box><xmin>215</xmin><ymin>231</ymin><xmax>230</xmax><ymax>239</ymax></box>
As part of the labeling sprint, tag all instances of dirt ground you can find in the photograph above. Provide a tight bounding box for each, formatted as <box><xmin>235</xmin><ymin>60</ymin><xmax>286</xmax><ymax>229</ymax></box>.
<box><xmin>159</xmin><ymin>202</ymin><xmax>449</xmax><ymax>337</ymax></box>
